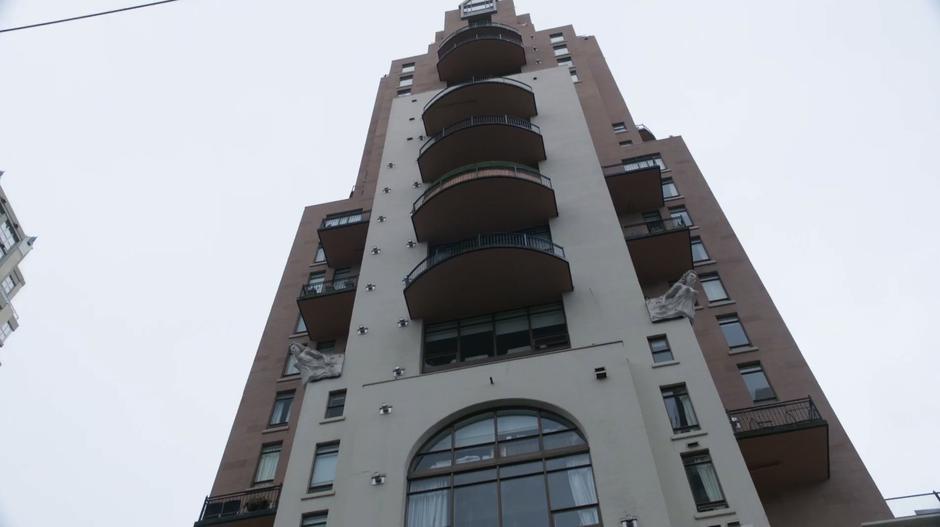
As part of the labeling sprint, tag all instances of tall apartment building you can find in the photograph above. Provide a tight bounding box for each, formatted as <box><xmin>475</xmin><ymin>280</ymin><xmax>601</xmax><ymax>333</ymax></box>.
<box><xmin>0</xmin><ymin>171</ymin><xmax>34</xmax><ymax>351</ymax></box>
<box><xmin>195</xmin><ymin>2</ymin><xmax>892</xmax><ymax>526</ymax></box>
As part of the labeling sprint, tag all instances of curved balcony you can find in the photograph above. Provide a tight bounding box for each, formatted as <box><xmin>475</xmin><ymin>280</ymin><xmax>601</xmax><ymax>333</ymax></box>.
<box><xmin>404</xmin><ymin>233</ymin><xmax>572</xmax><ymax>321</ymax></box>
<box><xmin>423</xmin><ymin>77</ymin><xmax>537</xmax><ymax>136</ymax></box>
<box><xmin>437</xmin><ymin>22</ymin><xmax>526</xmax><ymax>83</ymax></box>
<box><xmin>318</xmin><ymin>210</ymin><xmax>370</xmax><ymax>268</ymax></box>
<box><xmin>411</xmin><ymin>162</ymin><xmax>557</xmax><ymax>244</ymax></box>
<box><xmin>297</xmin><ymin>276</ymin><xmax>358</xmax><ymax>340</ymax></box>
<box><xmin>417</xmin><ymin>115</ymin><xmax>546</xmax><ymax>183</ymax></box>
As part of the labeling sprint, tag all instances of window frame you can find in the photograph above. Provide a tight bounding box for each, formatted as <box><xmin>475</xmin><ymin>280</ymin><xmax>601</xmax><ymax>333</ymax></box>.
<box><xmin>325</xmin><ymin>389</ymin><xmax>347</xmax><ymax>419</ymax></box>
<box><xmin>552</xmin><ymin>44</ymin><xmax>570</xmax><ymax>56</ymax></box>
<box><xmin>406</xmin><ymin>407</ymin><xmax>603</xmax><ymax>527</ymax></box>
<box><xmin>661</xmin><ymin>384</ymin><xmax>700</xmax><ymax>434</ymax></box>
<box><xmin>569</xmin><ymin>69</ymin><xmax>580</xmax><ymax>82</ymax></box>
<box><xmin>690</xmin><ymin>237</ymin><xmax>710</xmax><ymax>263</ymax></box>
<box><xmin>253</xmin><ymin>442</ymin><xmax>282</xmax><ymax>485</ymax></box>
<box><xmin>700</xmin><ymin>273</ymin><xmax>730</xmax><ymax>303</ymax></box>
<box><xmin>283</xmin><ymin>348</ymin><xmax>301</xmax><ymax>377</ymax></box>
<box><xmin>401</xmin><ymin>62</ymin><xmax>416</xmax><ymax>74</ymax></box>
<box><xmin>421</xmin><ymin>303</ymin><xmax>571</xmax><ymax>373</ymax></box>
<box><xmin>682</xmin><ymin>451</ymin><xmax>728</xmax><ymax>512</ymax></box>
<box><xmin>668</xmin><ymin>205</ymin><xmax>692</xmax><ymax>227</ymax></box>
<box><xmin>301</xmin><ymin>511</ymin><xmax>328</xmax><ymax>527</ymax></box>
<box><xmin>549</xmin><ymin>32</ymin><xmax>565</xmax><ymax>44</ymax></box>
<box><xmin>268</xmin><ymin>391</ymin><xmax>295</xmax><ymax>427</ymax></box>
<box><xmin>717</xmin><ymin>314</ymin><xmax>751</xmax><ymax>349</ymax></box>
<box><xmin>661</xmin><ymin>177</ymin><xmax>679</xmax><ymax>199</ymax></box>
<box><xmin>648</xmin><ymin>335</ymin><xmax>674</xmax><ymax>364</ymax></box>
<box><xmin>737</xmin><ymin>362</ymin><xmax>777</xmax><ymax>403</ymax></box>
<box><xmin>309</xmin><ymin>442</ymin><xmax>340</xmax><ymax>493</ymax></box>
<box><xmin>314</xmin><ymin>244</ymin><xmax>326</xmax><ymax>263</ymax></box>
<box><xmin>612</xmin><ymin>122</ymin><xmax>628</xmax><ymax>134</ymax></box>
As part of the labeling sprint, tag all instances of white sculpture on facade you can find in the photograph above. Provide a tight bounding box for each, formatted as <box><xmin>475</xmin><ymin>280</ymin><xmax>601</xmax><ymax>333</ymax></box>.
<box><xmin>289</xmin><ymin>342</ymin><xmax>344</xmax><ymax>384</ymax></box>
<box><xmin>646</xmin><ymin>270</ymin><xmax>699</xmax><ymax>322</ymax></box>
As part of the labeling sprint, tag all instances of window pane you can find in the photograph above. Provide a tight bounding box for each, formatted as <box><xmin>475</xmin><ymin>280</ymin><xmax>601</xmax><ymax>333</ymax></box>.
<box><xmin>702</xmin><ymin>276</ymin><xmax>728</xmax><ymax>302</ymax></box>
<box><xmin>295</xmin><ymin>315</ymin><xmax>307</xmax><ymax>333</ymax></box>
<box><xmin>311</xmin><ymin>451</ymin><xmax>338</xmax><ymax>488</ymax></box>
<box><xmin>285</xmin><ymin>351</ymin><xmax>301</xmax><ymax>375</ymax></box>
<box><xmin>740</xmin><ymin>365</ymin><xmax>776</xmax><ymax>401</ymax></box>
<box><xmin>553</xmin><ymin>507</ymin><xmax>600</xmax><ymax>527</ymax></box>
<box><xmin>455</xmin><ymin>445</ymin><xmax>495</xmax><ymax>465</ymax></box>
<box><xmin>454</xmin><ymin>468</ymin><xmax>497</xmax><ymax>486</ymax></box>
<box><xmin>499</xmin><ymin>437</ymin><xmax>541</xmax><ymax>458</ymax></box>
<box><xmin>500</xmin><ymin>461</ymin><xmax>543</xmax><ymax>478</ymax></box>
<box><xmin>543</xmin><ymin>430</ymin><xmax>585</xmax><ymax>450</ymax></box>
<box><xmin>495</xmin><ymin>312</ymin><xmax>531</xmax><ymax>355</ymax></box>
<box><xmin>663</xmin><ymin>386</ymin><xmax>699</xmax><ymax>432</ymax></box>
<box><xmin>497</xmin><ymin>411</ymin><xmax>539</xmax><ymax>441</ymax></box>
<box><xmin>684</xmin><ymin>456</ymin><xmax>726</xmax><ymax>509</ymax></box>
<box><xmin>691</xmin><ymin>239</ymin><xmax>709</xmax><ymax>262</ymax></box>
<box><xmin>531</xmin><ymin>306</ymin><xmax>568</xmax><ymax>350</ymax></box>
<box><xmin>500</xmin><ymin>474</ymin><xmax>550</xmax><ymax>527</ymax></box>
<box><xmin>662</xmin><ymin>179</ymin><xmax>679</xmax><ymax>198</ymax></box>
<box><xmin>302</xmin><ymin>513</ymin><xmax>328</xmax><ymax>527</ymax></box>
<box><xmin>718</xmin><ymin>317</ymin><xmax>749</xmax><ymax>348</ymax></box>
<box><xmin>540</xmin><ymin>415</ymin><xmax>574</xmax><ymax>434</ymax></box>
<box><xmin>415</xmin><ymin>451</ymin><xmax>453</xmax><ymax>472</ymax></box>
<box><xmin>423</xmin><ymin>430</ymin><xmax>453</xmax><ymax>453</ymax></box>
<box><xmin>426</xmin><ymin>323</ymin><xmax>459</xmax><ymax>368</ymax></box>
<box><xmin>460</xmin><ymin>319</ymin><xmax>495</xmax><ymax>361</ymax></box>
<box><xmin>547</xmin><ymin>467</ymin><xmax>598</xmax><ymax>510</ymax></box>
<box><xmin>270</xmin><ymin>393</ymin><xmax>293</xmax><ymax>426</ymax></box>
<box><xmin>407</xmin><ymin>484</ymin><xmax>450</xmax><ymax>527</ymax></box>
<box><xmin>255</xmin><ymin>445</ymin><xmax>280</xmax><ymax>483</ymax></box>
<box><xmin>454</xmin><ymin>482</ymin><xmax>498</xmax><ymax>527</ymax></box>
<box><xmin>454</xmin><ymin>414</ymin><xmax>495</xmax><ymax>447</ymax></box>
<box><xmin>545</xmin><ymin>454</ymin><xmax>591</xmax><ymax>471</ymax></box>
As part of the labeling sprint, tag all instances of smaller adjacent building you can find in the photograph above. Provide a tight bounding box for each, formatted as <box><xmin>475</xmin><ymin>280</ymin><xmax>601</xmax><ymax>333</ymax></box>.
<box><xmin>0</xmin><ymin>171</ymin><xmax>35</xmax><ymax>350</ymax></box>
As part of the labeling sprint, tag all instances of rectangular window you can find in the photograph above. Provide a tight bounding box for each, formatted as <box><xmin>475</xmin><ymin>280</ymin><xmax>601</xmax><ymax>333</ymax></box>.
<box><xmin>700</xmin><ymin>274</ymin><xmax>729</xmax><ymax>302</ymax></box>
<box><xmin>423</xmin><ymin>303</ymin><xmax>569</xmax><ymax>371</ymax></box>
<box><xmin>0</xmin><ymin>322</ymin><xmax>12</xmax><ymax>339</ymax></box>
<box><xmin>569</xmin><ymin>69</ymin><xmax>580</xmax><ymax>82</ymax></box>
<box><xmin>662</xmin><ymin>177</ymin><xmax>679</xmax><ymax>199</ymax></box>
<box><xmin>295</xmin><ymin>314</ymin><xmax>307</xmax><ymax>334</ymax></box>
<box><xmin>325</xmin><ymin>390</ymin><xmax>346</xmax><ymax>419</ymax></box>
<box><xmin>401</xmin><ymin>62</ymin><xmax>415</xmax><ymax>74</ymax></box>
<box><xmin>301</xmin><ymin>512</ymin><xmax>328</xmax><ymax>527</ymax></box>
<box><xmin>648</xmin><ymin>336</ymin><xmax>674</xmax><ymax>363</ymax></box>
<box><xmin>1</xmin><ymin>276</ymin><xmax>15</xmax><ymax>296</ymax></box>
<box><xmin>669</xmin><ymin>206</ymin><xmax>692</xmax><ymax>227</ymax></box>
<box><xmin>397</xmin><ymin>88</ymin><xmax>412</xmax><ymax>96</ymax></box>
<box><xmin>269</xmin><ymin>391</ymin><xmax>294</xmax><ymax>427</ymax></box>
<box><xmin>314</xmin><ymin>244</ymin><xmax>326</xmax><ymax>263</ymax></box>
<box><xmin>622</xmin><ymin>154</ymin><xmax>665</xmax><ymax>172</ymax></box>
<box><xmin>0</xmin><ymin>221</ymin><xmax>18</xmax><ymax>251</ymax></box>
<box><xmin>662</xmin><ymin>385</ymin><xmax>700</xmax><ymax>433</ymax></box>
<box><xmin>310</xmin><ymin>442</ymin><xmax>339</xmax><ymax>492</ymax></box>
<box><xmin>738</xmin><ymin>363</ymin><xmax>777</xmax><ymax>402</ymax></box>
<box><xmin>399</xmin><ymin>75</ymin><xmax>414</xmax><ymax>87</ymax></box>
<box><xmin>618</xmin><ymin>139</ymin><xmax>633</xmax><ymax>146</ymax></box>
<box><xmin>612</xmin><ymin>122</ymin><xmax>627</xmax><ymax>134</ymax></box>
<box><xmin>717</xmin><ymin>314</ymin><xmax>750</xmax><ymax>348</ymax></box>
<box><xmin>254</xmin><ymin>443</ymin><xmax>281</xmax><ymax>484</ymax></box>
<box><xmin>552</xmin><ymin>44</ymin><xmax>569</xmax><ymax>56</ymax></box>
<box><xmin>549</xmin><ymin>32</ymin><xmax>565</xmax><ymax>44</ymax></box>
<box><xmin>682</xmin><ymin>452</ymin><xmax>727</xmax><ymax>512</ymax></box>
<box><xmin>307</xmin><ymin>271</ymin><xmax>326</xmax><ymax>293</ymax></box>
<box><xmin>284</xmin><ymin>349</ymin><xmax>301</xmax><ymax>376</ymax></box>
<box><xmin>690</xmin><ymin>238</ymin><xmax>710</xmax><ymax>263</ymax></box>
<box><xmin>556</xmin><ymin>56</ymin><xmax>573</xmax><ymax>67</ymax></box>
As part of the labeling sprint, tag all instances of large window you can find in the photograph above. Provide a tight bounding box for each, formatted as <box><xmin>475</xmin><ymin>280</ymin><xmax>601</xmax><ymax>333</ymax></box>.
<box><xmin>269</xmin><ymin>391</ymin><xmax>294</xmax><ymax>427</ymax></box>
<box><xmin>254</xmin><ymin>443</ymin><xmax>281</xmax><ymax>484</ymax></box>
<box><xmin>682</xmin><ymin>452</ymin><xmax>727</xmax><ymax>512</ymax></box>
<box><xmin>661</xmin><ymin>384</ymin><xmax>699</xmax><ymax>433</ymax></box>
<box><xmin>407</xmin><ymin>408</ymin><xmax>601</xmax><ymax>527</ymax></box>
<box><xmin>423</xmin><ymin>303</ymin><xmax>570</xmax><ymax>371</ymax></box>
<box><xmin>310</xmin><ymin>442</ymin><xmax>339</xmax><ymax>492</ymax></box>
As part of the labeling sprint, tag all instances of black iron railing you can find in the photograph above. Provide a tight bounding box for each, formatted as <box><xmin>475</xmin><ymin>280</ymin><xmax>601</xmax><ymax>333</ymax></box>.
<box><xmin>727</xmin><ymin>397</ymin><xmax>824</xmax><ymax>437</ymax></box>
<box><xmin>438</xmin><ymin>22</ymin><xmax>523</xmax><ymax>60</ymax></box>
<box><xmin>299</xmin><ymin>276</ymin><xmax>358</xmax><ymax>299</ymax></box>
<box><xmin>197</xmin><ymin>486</ymin><xmax>280</xmax><ymax>524</ymax></box>
<box><xmin>412</xmin><ymin>162</ymin><xmax>551</xmax><ymax>214</ymax></box>
<box><xmin>419</xmin><ymin>115</ymin><xmax>540</xmax><ymax>157</ymax></box>
<box><xmin>404</xmin><ymin>233</ymin><xmax>566</xmax><ymax>286</ymax></box>
<box><xmin>623</xmin><ymin>217</ymin><xmax>688</xmax><ymax>240</ymax></box>
<box><xmin>601</xmin><ymin>157</ymin><xmax>664</xmax><ymax>178</ymax></box>
<box><xmin>424</xmin><ymin>76</ymin><xmax>533</xmax><ymax>112</ymax></box>
<box><xmin>319</xmin><ymin>210</ymin><xmax>370</xmax><ymax>230</ymax></box>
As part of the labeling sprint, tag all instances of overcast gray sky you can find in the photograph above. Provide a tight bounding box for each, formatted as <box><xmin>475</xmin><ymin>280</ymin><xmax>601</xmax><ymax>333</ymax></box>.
<box><xmin>0</xmin><ymin>1</ymin><xmax>938</xmax><ymax>525</ymax></box>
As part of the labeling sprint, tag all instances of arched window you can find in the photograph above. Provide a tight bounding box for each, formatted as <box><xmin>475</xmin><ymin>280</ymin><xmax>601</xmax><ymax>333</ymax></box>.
<box><xmin>406</xmin><ymin>408</ymin><xmax>602</xmax><ymax>527</ymax></box>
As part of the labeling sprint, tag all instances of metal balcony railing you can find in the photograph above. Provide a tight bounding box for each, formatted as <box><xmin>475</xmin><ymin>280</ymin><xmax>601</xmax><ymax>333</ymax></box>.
<box><xmin>727</xmin><ymin>397</ymin><xmax>824</xmax><ymax>437</ymax></box>
<box><xmin>419</xmin><ymin>115</ymin><xmax>541</xmax><ymax>157</ymax></box>
<box><xmin>404</xmin><ymin>233</ymin><xmax>566</xmax><ymax>286</ymax></box>
<box><xmin>601</xmin><ymin>157</ymin><xmax>665</xmax><ymax>178</ymax></box>
<box><xmin>319</xmin><ymin>210</ymin><xmax>370</xmax><ymax>230</ymax></box>
<box><xmin>438</xmin><ymin>22</ymin><xmax>523</xmax><ymax>61</ymax></box>
<box><xmin>412</xmin><ymin>162</ymin><xmax>551</xmax><ymax>214</ymax></box>
<box><xmin>197</xmin><ymin>486</ymin><xmax>280</xmax><ymax>524</ymax></box>
<box><xmin>424</xmin><ymin>76</ymin><xmax>533</xmax><ymax>112</ymax></box>
<box><xmin>299</xmin><ymin>276</ymin><xmax>359</xmax><ymax>300</ymax></box>
<box><xmin>623</xmin><ymin>217</ymin><xmax>688</xmax><ymax>240</ymax></box>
